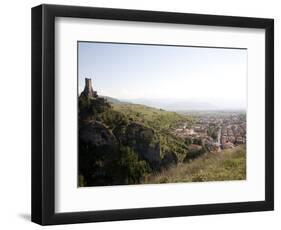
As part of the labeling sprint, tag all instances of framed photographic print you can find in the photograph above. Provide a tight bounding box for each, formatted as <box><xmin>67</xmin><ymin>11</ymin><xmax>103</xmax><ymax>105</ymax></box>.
<box><xmin>31</xmin><ymin>4</ymin><xmax>274</xmax><ymax>225</ymax></box>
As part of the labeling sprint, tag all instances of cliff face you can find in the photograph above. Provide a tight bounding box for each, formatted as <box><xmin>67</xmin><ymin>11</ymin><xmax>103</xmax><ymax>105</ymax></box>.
<box><xmin>78</xmin><ymin>78</ymin><xmax>178</xmax><ymax>186</ymax></box>
<box><xmin>113</xmin><ymin>122</ymin><xmax>162</xmax><ymax>170</ymax></box>
<box><xmin>80</xmin><ymin>121</ymin><xmax>117</xmax><ymax>147</ymax></box>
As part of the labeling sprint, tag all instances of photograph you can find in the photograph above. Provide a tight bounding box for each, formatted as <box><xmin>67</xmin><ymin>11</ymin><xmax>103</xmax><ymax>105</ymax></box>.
<box><xmin>78</xmin><ymin>41</ymin><xmax>247</xmax><ymax>187</ymax></box>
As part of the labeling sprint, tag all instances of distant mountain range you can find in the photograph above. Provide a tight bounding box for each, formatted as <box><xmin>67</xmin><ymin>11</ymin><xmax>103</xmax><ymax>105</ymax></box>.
<box><xmin>125</xmin><ymin>98</ymin><xmax>218</xmax><ymax>111</ymax></box>
<box><xmin>101</xmin><ymin>96</ymin><xmax>245</xmax><ymax>111</ymax></box>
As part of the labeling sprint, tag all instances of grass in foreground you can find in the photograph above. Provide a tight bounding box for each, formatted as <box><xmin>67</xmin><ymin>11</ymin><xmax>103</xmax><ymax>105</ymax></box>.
<box><xmin>143</xmin><ymin>145</ymin><xmax>246</xmax><ymax>184</ymax></box>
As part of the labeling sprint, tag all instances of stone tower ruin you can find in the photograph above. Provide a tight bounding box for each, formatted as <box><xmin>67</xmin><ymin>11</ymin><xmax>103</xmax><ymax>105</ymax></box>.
<box><xmin>81</xmin><ymin>78</ymin><xmax>98</xmax><ymax>98</ymax></box>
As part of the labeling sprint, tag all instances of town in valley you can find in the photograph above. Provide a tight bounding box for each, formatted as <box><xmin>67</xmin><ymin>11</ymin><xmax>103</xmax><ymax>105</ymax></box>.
<box><xmin>173</xmin><ymin>111</ymin><xmax>246</xmax><ymax>154</ymax></box>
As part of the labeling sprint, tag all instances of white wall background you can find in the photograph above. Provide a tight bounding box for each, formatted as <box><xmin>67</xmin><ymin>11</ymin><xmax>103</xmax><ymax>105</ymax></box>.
<box><xmin>0</xmin><ymin>0</ymin><xmax>279</xmax><ymax>229</ymax></box>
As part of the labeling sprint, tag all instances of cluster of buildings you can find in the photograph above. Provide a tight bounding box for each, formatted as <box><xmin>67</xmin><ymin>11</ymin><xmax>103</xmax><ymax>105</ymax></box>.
<box><xmin>172</xmin><ymin>112</ymin><xmax>246</xmax><ymax>153</ymax></box>
<box><xmin>221</xmin><ymin>123</ymin><xmax>246</xmax><ymax>149</ymax></box>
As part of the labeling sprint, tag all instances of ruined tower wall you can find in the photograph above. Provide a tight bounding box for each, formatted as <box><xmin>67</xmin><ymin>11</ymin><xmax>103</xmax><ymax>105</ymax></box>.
<box><xmin>81</xmin><ymin>78</ymin><xmax>97</xmax><ymax>98</ymax></box>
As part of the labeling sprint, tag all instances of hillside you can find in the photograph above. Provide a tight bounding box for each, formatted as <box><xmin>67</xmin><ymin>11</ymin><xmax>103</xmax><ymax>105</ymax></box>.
<box><xmin>78</xmin><ymin>79</ymin><xmax>246</xmax><ymax>187</ymax></box>
<box><xmin>143</xmin><ymin>145</ymin><xmax>246</xmax><ymax>184</ymax></box>
<box><xmin>112</xmin><ymin>103</ymin><xmax>191</xmax><ymax>130</ymax></box>
<box><xmin>78</xmin><ymin>89</ymin><xmax>193</xmax><ymax>186</ymax></box>
<box><xmin>112</xmin><ymin>103</ymin><xmax>194</xmax><ymax>160</ymax></box>
<box><xmin>100</xmin><ymin>95</ymin><xmax>127</xmax><ymax>105</ymax></box>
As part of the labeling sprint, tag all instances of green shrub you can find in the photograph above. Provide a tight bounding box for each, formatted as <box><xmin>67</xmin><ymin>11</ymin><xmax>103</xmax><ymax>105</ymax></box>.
<box><xmin>117</xmin><ymin>145</ymin><xmax>150</xmax><ymax>184</ymax></box>
<box><xmin>184</xmin><ymin>148</ymin><xmax>206</xmax><ymax>162</ymax></box>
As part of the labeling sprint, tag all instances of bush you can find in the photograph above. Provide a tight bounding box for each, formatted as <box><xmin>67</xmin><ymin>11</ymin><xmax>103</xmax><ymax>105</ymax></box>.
<box><xmin>78</xmin><ymin>174</ymin><xmax>87</xmax><ymax>187</ymax></box>
<box><xmin>184</xmin><ymin>148</ymin><xmax>206</xmax><ymax>162</ymax></box>
<box><xmin>101</xmin><ymin>110</ymin><xmax>128</xmax><ymax>128</ymax></box>
<box><xmin>79</xmin><ymin>96</ymin><xmax>111</xmax><ymax>121</ymax></box>
<box><xmin>79</xmin><ymin>141</ymin><xmax>150</xmax><ymax>186</ymax></box>
<box><xmin>117</xmin><ymin>146</ymin><xmax>150</xmax><ymax>184</ymax></box>
<box><xmin>207</xmin><ymin>126</ymin><xmax>219</xmax><ymax>140</ymax></box>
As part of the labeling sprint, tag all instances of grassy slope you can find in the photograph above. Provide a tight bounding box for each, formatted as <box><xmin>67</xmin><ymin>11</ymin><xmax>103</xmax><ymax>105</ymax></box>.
<box><xmin>143</xmin><ymin>145</ymin><xmax>246</xmax><ymax>183</ymax></box>
<box><xmin>112</xmin><ymin>103</ymin><xmax>187</xmax><ymax>130</ymax></box>
<box><xmin>112</xmin><ymin>103</ymin><xmax>246</xmax><ymax>183</ymax></box>
<box><xmin>112</xmin><ymin>103</ymin><xmax>193</xmax><ymax>159</ymax></box>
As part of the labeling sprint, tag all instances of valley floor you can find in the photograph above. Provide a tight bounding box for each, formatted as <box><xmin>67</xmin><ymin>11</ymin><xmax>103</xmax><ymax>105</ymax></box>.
<box><xmin>143</xmin><ymin>145</ymin><xmax>246</xmax><ymax>184</ymax></box>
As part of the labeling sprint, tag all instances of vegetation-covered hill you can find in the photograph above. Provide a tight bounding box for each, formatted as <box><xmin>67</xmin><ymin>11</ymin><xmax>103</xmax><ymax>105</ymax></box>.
<box><xmin>112</xmin><ymin>103</ymin><xmax>187</xmax><ymax>130</ymax></box>
<box><xmin>78</xmin><ymin>90</ymin><xmax>245</xmax><ymax>187</ymax></box>
<box><xmin>143</xmin><ymin>145</ymin><xmax>246</xmax><ymax>184</ymax></box>
<box><xmin>78</xmin><ymin>94</ymin><xmax>193</xmax><ymax>186</ymax></box>
<box><xmin>112</xmin><ymin>103</ymin><xmax>194</xmax><ymax>160</ymax></box>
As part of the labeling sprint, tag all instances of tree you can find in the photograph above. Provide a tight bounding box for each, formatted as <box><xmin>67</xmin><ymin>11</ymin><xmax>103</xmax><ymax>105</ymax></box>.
<box><xmin>117</xmin><ymin>146</ymin><xmax>150</xmax><ymax>184</ymax></box>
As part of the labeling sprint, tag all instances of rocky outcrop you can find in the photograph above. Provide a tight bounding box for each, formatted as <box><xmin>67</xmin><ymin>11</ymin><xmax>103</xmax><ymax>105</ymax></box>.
<box><xmin>79</xmin><ymin>120</ymin><xmax>119</xmax><ymax>186</ymax></box>
<box><xmin>113</xmin><ymin>122</ymin><xmax>161</xmax><ymax>170</ymax></box>
<box><xmin>161</xmin><ymin>152</ymin><xmax>178</xmax><ymax>169</ymax></box>
<box><xmin>79</xmin><ymin>121</ymin><xmax>117</xmax><ymax>147</ymax></box>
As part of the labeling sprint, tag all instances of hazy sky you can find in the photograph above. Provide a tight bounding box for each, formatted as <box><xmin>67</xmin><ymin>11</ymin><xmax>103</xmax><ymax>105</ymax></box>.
<box><xmin>78</xmin><ymin>42</ymin><xmax>247</xmax><ymax>109</ymax></box>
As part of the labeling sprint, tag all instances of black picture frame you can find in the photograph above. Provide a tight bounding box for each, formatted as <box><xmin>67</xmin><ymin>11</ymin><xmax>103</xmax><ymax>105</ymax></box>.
<box><xmin>31</xmin><ymin>4</ymin><xmax>274</xmax><ymax>225</ymax></box>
